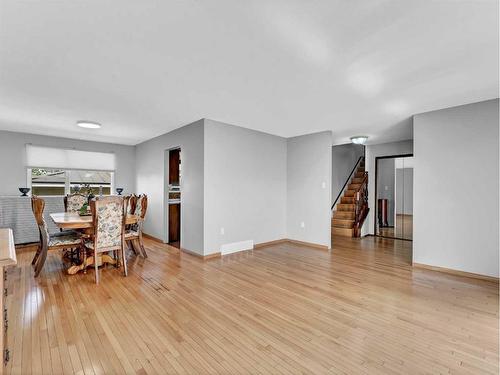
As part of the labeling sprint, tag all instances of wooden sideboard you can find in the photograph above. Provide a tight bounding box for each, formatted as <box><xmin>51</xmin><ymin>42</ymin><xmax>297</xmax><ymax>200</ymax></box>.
<box><xmin>0</xmin><ymin>229</ymin><xmax>17</xmax><ymax>373</ymax></box>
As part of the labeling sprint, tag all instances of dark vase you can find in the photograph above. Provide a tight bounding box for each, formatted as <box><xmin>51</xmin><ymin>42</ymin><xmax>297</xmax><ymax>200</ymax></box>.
<box><xmin>116</xmin><ymin>188</ymin><xmax>124</xmax><ymax>195</ymax></box>
<box><xmin>19</xmin><ymin>187</ymin><xmax>30</xmax><ymax>197</ymax></box>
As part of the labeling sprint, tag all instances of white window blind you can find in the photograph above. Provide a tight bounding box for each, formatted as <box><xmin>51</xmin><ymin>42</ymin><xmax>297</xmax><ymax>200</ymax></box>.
<box><xmin>25</xmin><ymin>145</ymin><xmax>116</xmax><ymax>172</ymax></box>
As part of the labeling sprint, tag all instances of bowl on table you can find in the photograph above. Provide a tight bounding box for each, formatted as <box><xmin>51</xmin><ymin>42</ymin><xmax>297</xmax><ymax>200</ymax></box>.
<box><xmin>18</xmin><ymin>187</ymin><xmax>30</xmax><ymax>197</ymax></box>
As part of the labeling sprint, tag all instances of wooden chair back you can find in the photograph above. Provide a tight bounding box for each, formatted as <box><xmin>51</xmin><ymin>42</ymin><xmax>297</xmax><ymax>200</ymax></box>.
<box><xmin>31</xmin><ymin>196</ymin><xmax>49</xmax><ymax>250</ymax></box>
<box><xmin>123</xmin><ymin>195</ymin><xmax>130</xmax><ymax>216</ymax></box>
<box><xmin>126</xmin><ymin>194</ymin><xmax>137</xmax><ymax>215</ymax></box>
<box><xmin>89</xmin><ymin>196</ymin><xmax>125</xmax><ymax>253</ymax></box>
<box><xmin>31</xmin><ymin>196</ymin><xmax>45</xmax><ymax>226</ymax></box>
<box><xmin>64</xmin><ymin>193</ymin><xmax>87</xmax><ymax>213</ymax></box>
<box><xmin>134</xmin><ymin>194</ymin><xmax>148</xmax><ymax>220</ymax></box>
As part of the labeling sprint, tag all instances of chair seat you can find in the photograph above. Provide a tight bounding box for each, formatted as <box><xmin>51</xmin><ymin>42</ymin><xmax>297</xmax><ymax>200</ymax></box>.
<box><xmin>49</xmin><ymin>233</ymin><xmax>81</xmax><ymax>247</ymax></box>
<box><xmin>125</xmin><ymin>230</ymin><xmax>139</xmax><ymax>239</ymax></box>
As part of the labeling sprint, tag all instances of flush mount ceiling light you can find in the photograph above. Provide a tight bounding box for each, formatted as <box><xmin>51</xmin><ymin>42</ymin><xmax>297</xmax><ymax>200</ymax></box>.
<box><xmin>350</xmin><ymin>136</ymin><xmax>368</xmax><ymax>145</ymax></box>
<box><xmin>77</xmin><ymin>121</ymin><xmax>101</xmax><ymax>129</ymax></box>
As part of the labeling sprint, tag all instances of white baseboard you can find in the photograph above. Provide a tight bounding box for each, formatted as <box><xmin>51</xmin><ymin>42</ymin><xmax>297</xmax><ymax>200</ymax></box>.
<box><xmin>220</xmin><ymin>240</ymin><xmax>254</xmax><ymax>255</ymax></box>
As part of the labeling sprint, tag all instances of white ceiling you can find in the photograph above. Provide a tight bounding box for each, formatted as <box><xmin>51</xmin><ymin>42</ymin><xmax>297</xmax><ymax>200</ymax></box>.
<box><xmin>0</xmin><ymin>0</ymin><xmax>498</xmax><ymax>146</ymax></box>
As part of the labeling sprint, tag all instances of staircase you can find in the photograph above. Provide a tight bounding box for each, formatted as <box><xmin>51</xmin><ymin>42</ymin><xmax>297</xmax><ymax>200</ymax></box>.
<box><xmin>331</xmin><ymin>157</ymin><xmax>369</xmax><ymax>237</ymax></box>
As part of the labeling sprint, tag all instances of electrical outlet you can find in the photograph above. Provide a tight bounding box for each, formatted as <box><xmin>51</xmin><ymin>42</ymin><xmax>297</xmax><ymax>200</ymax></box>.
<box><xmin>220</xmin><ymin>227</ymin><xmax>225</xmax><ymax>235</ymax></box>
<box><xmin>300</xmin><ymin>221</ymin><xmax>305</xmax><ymax>228</ymax></box>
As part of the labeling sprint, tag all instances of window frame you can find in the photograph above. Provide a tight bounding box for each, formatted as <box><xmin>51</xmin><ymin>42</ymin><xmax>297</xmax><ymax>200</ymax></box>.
<box><xmin>27</xmin><ymin>168</ymin><xmax>115</xmax><ymax>196</ymax></box>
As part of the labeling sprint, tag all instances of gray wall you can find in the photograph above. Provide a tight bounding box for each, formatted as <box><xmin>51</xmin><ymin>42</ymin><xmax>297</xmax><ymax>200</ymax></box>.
<box><xmin>287</xmin><ymin>131</ymin><xmax>332</xmax><ymax>248</ymax></box>
<box><xmin>135</xmin><ymin>120</ymin><xmax>205</xmax><ymax>254</ymax></box>
<box><xmin>203</xmin><ymin>119</ymin><xmax>287</xmax><ymax>255</ymax></box>
<box><xmin>376</xmin><ymin>158</ymin><xmax>395</xmax><ymax>226</ymax></box>
<box><xmin>362</xmin><ymin>139</ymin><xmax>414</xmax><ymax>236</ymax></box>
<box><xmin>136</xmin><ymin>120</ymin><xmax>332</xmax><ymax>255</ymax></box>
<box><xmin>395</xmin><ymin>167</ymin><xmax>413</xmax><ymax>215</ymax></box>
<box><xmin>413</xmin><ymin>99</ymin><xmax>499</xmax><ymax>277</ymax></box>
<box><xmin>331</xmin><ymin>143</ymin><xmax>364</xmax><ymax>206</ymax></box>
<box><xmin>0</xmin><ymin>130</ymin><xmax>136</xmax><ymax>196</ymax></box>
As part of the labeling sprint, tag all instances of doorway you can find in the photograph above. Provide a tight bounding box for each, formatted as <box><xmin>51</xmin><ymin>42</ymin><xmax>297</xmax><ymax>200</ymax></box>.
<box><xmin>375</xmin><ymin>154</ymin><xmax>413</xmax><ymax>241</ymax></box>
<box><xmin>167</xmin><ymin>148</ymin><xmax>181</xmax><ymax>248</ymax></box>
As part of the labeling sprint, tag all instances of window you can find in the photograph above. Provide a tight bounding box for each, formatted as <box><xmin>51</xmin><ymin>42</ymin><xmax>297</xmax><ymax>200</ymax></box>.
<box><xmin>25</xmin><ymin>145</ymin><xmax>116</xmax><ymax>196</ymax></box>
<box><xmin>69</xmin><ymin>170</ymin><xmax>112</xmax><ymax>195</ymax></box>
<box><xmin>31</xmin><ymin>168</ymin><xmax>66</xmax><ymax>196</ymax></box>
<box><xmin>29</xmin><ymin>168</ymin><xmax>113</xmax><ymax>196</ymax></box>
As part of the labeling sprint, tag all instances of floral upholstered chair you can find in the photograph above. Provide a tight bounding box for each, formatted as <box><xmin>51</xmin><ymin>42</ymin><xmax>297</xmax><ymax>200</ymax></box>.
<box><xmin>31</xmin><ymin>196</ymin><xmax>82</xmax><ymax>277</ymax></box>
<box><xmin>125</xmin><ymin>194</ymin><xmax>148</xmax><ymax>258</ymax></box>
<box><xmin>83</xmin><ymin>196</ymin><xmax>127</xmax><ymax>283</ymax></box>
<box><xmin>64</xmin><ymin>193</ymin><xmax>87</xmax><ymax>213</ymax></box>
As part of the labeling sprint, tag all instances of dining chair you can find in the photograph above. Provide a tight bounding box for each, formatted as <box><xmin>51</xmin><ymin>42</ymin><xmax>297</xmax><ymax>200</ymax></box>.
<box><xmin>124</xmin><ymin>194</ymin><xmax>136</xmax><ymax>234</ymax></box>
<box><xmin>123</xmin><ymin>195</ymin><xmax>130</xmax><ymax>216</ymax></box>
<box><xmin>31</xmin><ymin>196</ymin><xmax>83</xmax><ymax>277</ymax></box>
<box><xmin>127</xmin><ymin>194</ymin><xmax>137</xmax><ymax>215</ymax></box>
<box><xmin>125</xmin><ymin>194</ymin><xmax>148</xmax><ymax>258</ymax></box>
<box><xmin>83</xmin><ymin>196</ymin><xmax>127</xmax><ymax>284</ymax></box>
<box><xmin>64</xmin><ymin>193</ymin><xmax>87</xmax><ymax>212</ymax></box>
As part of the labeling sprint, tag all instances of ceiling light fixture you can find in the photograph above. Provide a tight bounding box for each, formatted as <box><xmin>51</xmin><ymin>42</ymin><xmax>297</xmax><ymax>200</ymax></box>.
<box><xmin>350</xmin><ymin>136</ymin><xmax>368</xmax><ymax>145</ymax></box>
<box><xmin>77</xmin><ymin>121</ymin><xmax>101</xmax><ymax>129</ymax></box>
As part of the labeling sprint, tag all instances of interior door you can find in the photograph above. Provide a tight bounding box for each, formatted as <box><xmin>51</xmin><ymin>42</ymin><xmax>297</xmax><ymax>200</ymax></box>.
<box><xmin>167</xmin><ymin>148</ymin><xmax>181</xmax><ymax>247</ymax></box>
<box><xmin>168</xmin><ymin>203</ymin><xmax>180</xmax><ymax>242</ymax></box>
<box><xmin>396</xmin><ymin>157</ymin><xmax>413</xmax><ymax>240</ymax></box>
<box><xmin>376</xmin><ymin>155</ymin><xmax>413</xmax><ymax>240</ymax></box>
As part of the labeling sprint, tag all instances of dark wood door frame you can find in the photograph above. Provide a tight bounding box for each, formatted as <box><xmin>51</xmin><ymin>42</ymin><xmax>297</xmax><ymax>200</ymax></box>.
<box><xmin>374</xmin><ymin>153</ymin><xmax>413</xmax><ymax>241</ymax></box>
<box><xmin>169</xmin><ymin>148</ymin><xmax>181</xmax><ymax>186</ymax></box>
<box><xmin>166</xmin><ymin>147</ymin><xmax>181</xmax><ymax>245</ymax></box>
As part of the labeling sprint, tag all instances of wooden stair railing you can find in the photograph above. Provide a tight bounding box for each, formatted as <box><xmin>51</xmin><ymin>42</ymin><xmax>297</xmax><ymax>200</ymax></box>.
<box><xmin>331</xmin><ymin>156</ymin><xmax>364</xmax><ymax>211</ymax></box>
<box><xmin>352</xmin><ymin>172</ymin><xmax>369</xmax><ymax>237</ymax></box>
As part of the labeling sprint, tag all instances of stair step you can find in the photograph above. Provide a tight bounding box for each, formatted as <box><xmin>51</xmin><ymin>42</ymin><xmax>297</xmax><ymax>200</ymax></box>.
<box><xmin>341</xmin><ymin>196</ymin><xmax>354</xmax><ymax>204</ymax></box>
<box><xmin>337</xmin><ymin>203</ymin><xmax>355</xmax><ymax>211</ymax></box>
<box><xmin>352</xmin><ymin>177</ymin><xmax>364</xmax><ymax>184</ymax></box>
<box><xmin>332</xmin><ymin>210</ymin><xmax>355</xmax><ymax>219</ymax></box>
<box><xmin>332</xmin><ymin>218</ymin><xmax>354</xmax><ymax>228</ymax></box>
<box><xmin>354</xmin><ymin>172</ymin><xmax>365</xmax><ymax>178</ymax></box>
<box><xmin>348</xmin><ymin>183</ymin><xmax>361</xmax><ymax>190</ymax></box>
<box><xmin>344</xmin><ymin>190</ymin><xmax>356</xmax><ymax>197</ymax></box>
<box><xmin>332</xmin><ymin>227</ymin><xmax>354</xmax><ymax>237</ymax></box>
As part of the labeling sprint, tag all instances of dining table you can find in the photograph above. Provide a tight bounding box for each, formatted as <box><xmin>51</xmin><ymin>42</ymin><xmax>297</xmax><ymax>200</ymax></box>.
<box><xmin>50</xmin><ymin>212</ymin><xmax>140</xmax><ymax>275</ymax></box>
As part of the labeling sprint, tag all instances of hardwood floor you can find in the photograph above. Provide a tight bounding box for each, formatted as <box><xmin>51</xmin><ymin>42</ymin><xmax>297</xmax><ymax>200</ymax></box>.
<box><xmin>6</xmin><ymin>236</ymin><xmax>498</xmax><ymax>374</ymax></box>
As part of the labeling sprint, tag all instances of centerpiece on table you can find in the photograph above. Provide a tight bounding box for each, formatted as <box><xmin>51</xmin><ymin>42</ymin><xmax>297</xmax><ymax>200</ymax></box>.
<box><xmin>77</xmin><ymin>184</ymin><xmax>94</xmax><ymax>216</ymax></box>
<box><xmin>79</xmin><ymin>202</ymin><xmax>91</xmax><ymax>216</ymax></box>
